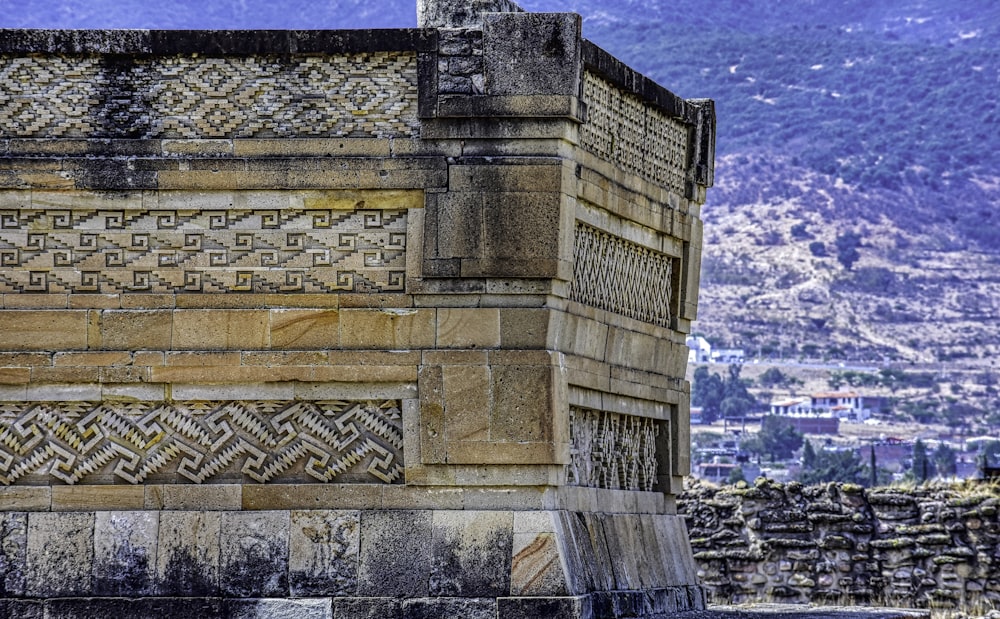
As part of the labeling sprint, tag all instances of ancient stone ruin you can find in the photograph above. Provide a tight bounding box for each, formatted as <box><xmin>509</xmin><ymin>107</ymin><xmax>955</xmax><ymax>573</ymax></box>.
<box><xmin>0</xmin><ymin>0</ymin><xmax>715</xmax><ymax>616</ymax></box>
<box><xmin>682</xmin><ymin>480</ymin><xmax>1000</xmax><ymax>611</ymax></box>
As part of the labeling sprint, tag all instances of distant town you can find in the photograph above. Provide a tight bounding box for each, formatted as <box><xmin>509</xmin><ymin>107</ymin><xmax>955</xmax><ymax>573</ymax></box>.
<box><xmin>686</xmin><ymin>336</ymin><xmax>1000</xmax><ymax>487</ymax></box>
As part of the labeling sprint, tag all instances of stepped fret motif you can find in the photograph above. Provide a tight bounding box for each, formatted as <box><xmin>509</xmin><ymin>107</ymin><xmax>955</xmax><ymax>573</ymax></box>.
<box><xmin>567</xmin><ymin>407</ymin><xmax>660</xmax><ymax>492</ymax></box>
<box><xmin>0</xmin><ymin>207</ymin><xmax>407</xmax><ymax>294</ymax></box>
<box><xmin>579</xmin><ymin>71</ymin><xmax>689</xmax><ymax>195</ymax></box>
<box><xmin>0</xmin><ymin>53</ymin><xmax>419</xmax><ymax>139</ymax></box>
<box><xmin>0</xmin><ymin>400</ymin><xmax>404</xmax><ymax>485</ymax></box>
<box><xmin>570</xmin><ymin>223</ymin><xmax>674</xmax><ymax>327</ymax></box>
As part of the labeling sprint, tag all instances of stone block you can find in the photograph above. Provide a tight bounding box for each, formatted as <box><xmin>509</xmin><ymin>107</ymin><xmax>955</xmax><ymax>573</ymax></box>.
<box><xmin>442</xmin><ymin>364</ymin><xmax>490</xmax><ymax>443</ymax></box>
<box><xmin>358</xmin><ymin>510</ymin><xmax>432</xmax><ymax>598</ymax></box>
<box><xmin>242</xmin><ymin>484</ymin><xmax>384</xmax><ymax>511</ymax></box>
<box><xmin>100</xmin><ymin>310</ymin><xmax>172</xmax><ymax>350</ymax></box>
<box><xmin>401</xmin><ymin>597</ymin><xmax>497</xmax><ymax>619</ymax></box>
<box><xmin>51</xmin><ymin>485</ymin><xmax>144</xmax><ymax>511</ymax></box>
<box><xmin>220</xmin><ymin>511</ymin><xmax>290</xmax><ymax>597</ymax></box>
<box><xmin>429</xmin><ymin>510</ymin><xmax>513</xmax><ymax>597</ymax></box>
<box><xmin>144</xmin><ymin>484</ymin><xmax>243</xmax><ymax>511</ymax></box>
<box><xmin>270</xmin><ymin>309</ymin><xmax>340</xmax><ymax>349</ymax></box>
<box><xmin>171</xmin><ymin>309</ymin><xmax>269</xmax><ymax>350</ymax></box>
<box><xmin>289</xmin><ymin>510</ymin><xmax>360</xmax><ymax>596</ymax></box>
<box><xmin>436</xmin><ymin>308</ymin><xmax>500</xmax><ymax>348</ymax></box>
<box><xmin>0</xmin><ymin>487</ymin><xmax>49</xmax><ymax>511</ymax></box>
<box><xmin>497</xmin><ymin>596</ymin><xmax>590</xmax><ymax>619</ymax></box>
<box><xmin>0</xmin><ymin>311</ymin><xmax>89</xmax><ymax>351</ymax></box>
<box><xmin>156</xmin><ymin>511</ymin><xmax>220</xmax><ymax>596</ymax></box>
<box><xmin>93</xmin><ymin>511</ymin><xmax>159</xmax><ymax>596</ymax></box>
<box><xmin>483</xmin><ymin>12</ymin><xmax>582</xmax><ymax>96</ymax></box>
<box><xmin>499</xmin><ymin>308</ymin><xmax>550</xmax><ymax>348</ymax></box>
<box><xmin>332</xmin><ymin>597</ymin><xmax>401</xmax><ymax>619</ymax></box>
<box><xmin>340</xmin><ymin>309</ymin><xmax>436</xmax><ymax>350</ymax></box>
<box><xmin>432</xmin><ymin>191</ymin><xmax>482</xmax><ymax>260</ymax></box>
<box><xmin>225</xmin><ymin>598</ymin><xmax>333</xmax><ymax>619</ymax></box>
<box><xmin>511</xmin><ymin>531</ymin><xmax>570</xmax><ymax>596</ymax></box>
<box><xmin>0</xmin><ymin>513</ymin><xmax>27</xmax><ymax>596</ymax></box>
<box><xmin>419</xmin><ymin>364</ymin><xmax>447</xmax><ymax>465</ymax></box>
<box><xmin>491</xmin><ymin>364</ymin><xmax>553</xmax><ymax>443</ymax></box>
<box><xmin>25</xmin><ymin>512</ymin><xmax>94</xmax><ymax>597</ymax></box>
<box><xmin>0</xmin><ymin>601</ymin><xmax>41</xmax><ymax>618</ymax></box>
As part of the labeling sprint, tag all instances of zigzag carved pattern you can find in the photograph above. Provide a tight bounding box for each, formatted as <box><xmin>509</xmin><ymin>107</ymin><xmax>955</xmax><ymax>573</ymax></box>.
<box><xmin>570</xmin><ymin>222</ymin><xmax>674</xmax><ymax>327</ymax></box>
<box><xmin>0</xmin><ymin>400</ymin><xmax>404</xmax><ymax>485</ymax></box>
<box><xmin>0</xmin><ymin>208</ymin><xmax>407</xmax><ymax>294</ymax></box>
<box><xmin>0</xmin><ymin>53</ymin><xmax>419</xmax><ymax>139</ymax></box>
<box><xmin>567</xmin><ymin>406</ymin><xmax>660</xmax><ymax>492</ymax></box>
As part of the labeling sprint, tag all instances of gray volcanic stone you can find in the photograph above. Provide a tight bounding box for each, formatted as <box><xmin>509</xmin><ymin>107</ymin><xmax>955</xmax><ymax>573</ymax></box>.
<box><xmin>25</xmin><ymin>512</ymin><xmax>94</xmax><ymax>597</ymax></box>
<box><xmin>220</xmin><ymin>511</ymin><xmax>290</xmax><ymax>597</ymax></box>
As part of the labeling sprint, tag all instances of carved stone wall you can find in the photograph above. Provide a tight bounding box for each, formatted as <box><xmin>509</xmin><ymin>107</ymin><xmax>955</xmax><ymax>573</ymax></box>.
<box><xmin>0</xmin><ymin>399</ymin><xmax>404</xmax><ymax>485</ymax></box>
<box><xmin>0</xmin><ymin>53</ymin><xmax>419</xmax><ymax>139</ymax></box>
<box><xmin>579</xmin><ymin>71</ymin><xmax>690</xmax><ymax>196</ymax></box>
<box><xmin>567</xmin><ymin>406</ymin><xmax>662</xmax><ymax>492</ymax></box>
<box><xmin>570</xmin><ymin>222</ymin><xmax>675</xmax><ymax>328</ymax></box>
<box><xmin>0</xmin><ymin>198</ymin><xmax>410</xmax><ymax>295</ymax></box>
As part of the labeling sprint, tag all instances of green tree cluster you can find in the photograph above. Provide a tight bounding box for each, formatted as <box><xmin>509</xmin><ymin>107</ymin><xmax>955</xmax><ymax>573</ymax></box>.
<box><xmin>798</xmin><ymin>440</ymin><xmax>870</xmax><ymax>486</ymax></box>
<box><xmin>692</xmin><ymin>364</ymin><xmax>758</xmax><ymax>424</ymax></box>
<box><xmin>742</xmin><ymin>416</ymin><xmax>803</xmax><ymax>462</ymax></box>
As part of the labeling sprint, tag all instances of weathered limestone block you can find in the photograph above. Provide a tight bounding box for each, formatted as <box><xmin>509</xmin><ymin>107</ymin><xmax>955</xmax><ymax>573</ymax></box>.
<box><xmin>288</xmin><ymin>510</ymin><xmax>360</xmax><ymax>596</ymax></box>
<box><xmin>156</xmin><ymin>511</ymin><xmax>221</xmax><ymax>596</ymax></box>
<box><xmin>25</xmin><ymin>513</ymin><xmax>94</xmax><ymax>597</ymax></box>
<box><xmin>219</xmin><ymin>512</ymin><xmax>290</xmax><ymax>597</ymax></box>
<box><xmin>93</xmin><ymin>511</ymin><xmax>159</xmax><ymax>596</ymax></box>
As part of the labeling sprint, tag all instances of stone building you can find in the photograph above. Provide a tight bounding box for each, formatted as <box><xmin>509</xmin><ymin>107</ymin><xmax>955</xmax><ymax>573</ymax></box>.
<box><xmin>0</xmin><ymin>0</ymin><xmax>714</xmax><ymax>616</ymax></box>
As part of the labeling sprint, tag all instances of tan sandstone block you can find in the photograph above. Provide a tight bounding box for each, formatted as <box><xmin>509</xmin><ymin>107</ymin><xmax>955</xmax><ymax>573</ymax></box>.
<box><xmin>340</xmin><ymin>308</ymin><xmax>435</xmax><ymax>350</ymax></box>
<box><xmin>2</xmin><ymin>294</ymin><xmax>67</xmax><ymax>309</ymax></box>
<box><xmin>442</xmin><ymin>364</ymin><xmax>490</xmax><ymax>443</ymax></box>
<box><xmin>145</xmin><ymin>484</ymin><xmax>242</xmax><ymax>510</ymax></box>
<box><xmin>100</xmin><ymin>310</ymin><xmax>172</xmax><ymax>350</ymax></box>
<box><xmin>242</xmin><ymin>484</ymin><xmax>383</xmax><ymax>511</ymax></box>
<box><xmin>165</xmin><ymin>352</ymin><xmax>242</xmax><ymax>366</ymax></box>
<box><xmin>0</xmin><ymin>368</ymin><xmax>30</xmax><ymax>384</ymax></box>
<box><xmin>0</xmin><ymin>311</ymin><xmax>89</xmax><ymax>351</ymax></box>
<box><xmin>0</xmin><ymin>486</ymin><xmax>50</xmax><ymax>511</ymax></box>
<box><xmin>270</xmin><ymin>309</ymin><xmax>340</xmax><ymax>349</ymax></box>
<box><xmin>172</xmin><ymin>309</ymin><xmax>269</xmax><ymax>350</ymax></box>
<box><xmin>53</xmin><ymin>351</ymin><xmax>132</xmax><ymax>366</ymax></box>
<box><xmin>436</xmin><ymin>308</ymin><xmax>500</xmax><ymax>349</ymax></box>
<box><xmin>490</xmin><ymin>364</ymin><xmax>554</xmax><ymax>443</ymax></box>
<box><xmin>499</xmin><ymin>308</ymin><xmax>550</xmax><ymax>349</ymax></box>
<box><xmin>51</xmin><ymin>486</ymin><xmax>144</xmax><ymax>511</ymax></box>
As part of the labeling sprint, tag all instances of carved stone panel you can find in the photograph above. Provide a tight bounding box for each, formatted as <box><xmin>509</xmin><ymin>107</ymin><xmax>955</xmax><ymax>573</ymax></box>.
<box><xmin>0</xmin><ymin>400</ymin><xmax>403</xmax><ymax>485</ymax></box>
<box><xmin>567</xmin><ymin>406</ymin><xmax>661</xmax><ymax>492</ymax></box>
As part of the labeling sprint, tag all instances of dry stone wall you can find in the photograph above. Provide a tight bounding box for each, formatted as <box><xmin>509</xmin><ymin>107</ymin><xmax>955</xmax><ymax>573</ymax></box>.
<box><xmin>680</xmin><ymin>480</ymin><xmax>1000</xmax><ymax>610</ymax></box>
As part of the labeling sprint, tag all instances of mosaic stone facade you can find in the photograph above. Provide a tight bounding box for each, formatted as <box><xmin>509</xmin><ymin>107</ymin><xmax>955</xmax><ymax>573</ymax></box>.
<box><xmin>579</xmin><ymin>71</ymin><xmax>690</xmax><ymax>195</ymax></box>
<box><xmin>0</xmin><ymin>399</ymin><xmax>403</xmax><ymax>485</ymax></box>
<box><xmin>0</xmin><ymin>52</ymin><xmax>419</xmax><ymax>139</ymax></box>
<box><xmin>570</xmin><ymin>222</ymin><xmax>675</xmax><ymax>328</ymax></box>
<box><xmin>566</xmin><ymin>406</ymin><xmax>661</xmax><ymax>492</ymax></box>
<box><xmin>0</xmin><ymin>205</ymin><xmax>408</xmax><ymax>294</ymax></box>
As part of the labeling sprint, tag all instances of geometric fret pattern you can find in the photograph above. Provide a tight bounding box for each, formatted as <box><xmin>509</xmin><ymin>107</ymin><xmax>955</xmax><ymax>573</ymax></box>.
<box><xmin>579</xmin><ymin>71</ymin><xmax>690</xmax><ymax>196</ymax></box>
<box><xmin>570</xmin><ymin>222</ymin><xmax>674</xmax><ymax>328</ymax></box>
<box><xmin>567</xmin><ymin>407</ymin><xmax>660</xmax><ymax>492</ymax></box>
<box><xmin>0</xmin><ymin>400</ymin><xmax>403</xmax><ymax>485</ymax></box>
<box><xmin>0</xmin><ymin>53</ymin><xmax>419</xmax><ymax>139</ymax></box>
<box><xmin>0</xmin><ymin>208</ymin><xmax>408</xmax><ymax>294</ymax></box>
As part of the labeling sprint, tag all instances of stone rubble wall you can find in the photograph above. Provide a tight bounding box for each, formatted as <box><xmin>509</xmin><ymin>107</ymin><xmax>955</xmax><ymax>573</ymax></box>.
<box><xmin>679</xmin><ymin>480</ymin><xmax>1000</xmax><ymax>610</ymax></box>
